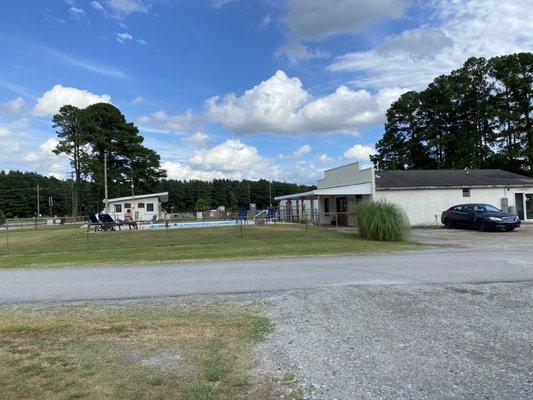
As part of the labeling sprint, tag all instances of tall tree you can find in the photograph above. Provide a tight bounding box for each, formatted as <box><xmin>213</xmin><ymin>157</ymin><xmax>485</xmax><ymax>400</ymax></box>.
<box><xmin>81</xmin><ymin>103</ymin><xmax>166</xmax><ymax>200</ymax></box>
<box><xmin>52</xmin><ymin>105</ymin><xmax>86</xmax><ymax>217</ymax></box>
<box><xmin>372</xmin><ymin>52</ymin><xmax>532</xmax><ymax>175</ymax></box>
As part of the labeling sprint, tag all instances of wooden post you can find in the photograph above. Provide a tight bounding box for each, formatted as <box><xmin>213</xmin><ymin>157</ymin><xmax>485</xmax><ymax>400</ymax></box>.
<box><xmin>240</xmin><ymin>218</ymin><xmax>243</xmax><ymax>239</ymax></box>
<box><xmin>5</xmin><ymin>224</ymin><xmax>9</xmax><ymax>256</ymax></box>
<box><xmin>86</xmin><ymin>223</ymin><xmax>90</xmax><ymax>250</ymax></box>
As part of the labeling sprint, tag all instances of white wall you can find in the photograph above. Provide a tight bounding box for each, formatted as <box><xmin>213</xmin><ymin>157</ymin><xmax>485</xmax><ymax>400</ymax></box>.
<box><xmin>108</xmin><ymin>198</ymin><xmax>161</xmax><ymax>221</ymax></box>
<box><xmin>375</xmin><ymin>187</ymin><xmax>533</xmax><ymax>226</ymax></box>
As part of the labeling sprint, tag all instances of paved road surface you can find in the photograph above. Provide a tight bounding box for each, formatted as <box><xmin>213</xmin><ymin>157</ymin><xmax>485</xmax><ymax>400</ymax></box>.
<box><xmin>1</xmin><ymin>248</ymin><xmax>532</xmax><ymax>303</ymax></box>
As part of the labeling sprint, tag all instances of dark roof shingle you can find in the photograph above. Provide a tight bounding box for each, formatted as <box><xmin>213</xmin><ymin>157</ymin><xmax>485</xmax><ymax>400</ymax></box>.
<box><xmin>375</xmin><ymin>169</ymin><xmax>533</xmax><ymax>189</ymax></box>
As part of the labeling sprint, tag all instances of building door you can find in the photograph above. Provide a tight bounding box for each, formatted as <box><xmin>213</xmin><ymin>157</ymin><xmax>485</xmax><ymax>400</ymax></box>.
<box><xmin>526</xmin><ymin>194</ymin><xmax>533</xmax><ymax>220</ymax></box>
<box><xmin>515</xmin><ymin>193</ymin><xmax>524</xmax><ymax>220</ymax></box>
<box><xmin>336</xmin><ymin>197</ymin><xmax>348</xmax><ymax>226</ymax></box>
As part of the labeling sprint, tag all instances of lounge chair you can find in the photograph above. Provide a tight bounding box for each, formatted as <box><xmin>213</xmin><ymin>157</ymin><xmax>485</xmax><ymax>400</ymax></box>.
<box><xmin>266</xmin><ymin>207</ymin><xmax>277</xmax><ymax>222</ymax></box>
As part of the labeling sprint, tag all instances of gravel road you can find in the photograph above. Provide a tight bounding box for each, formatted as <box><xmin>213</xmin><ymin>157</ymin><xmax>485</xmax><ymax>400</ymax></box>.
<box><xmin>257</xmin><ymin>282</ymin><xmax>532</xmax><ymax>399</ymax></box>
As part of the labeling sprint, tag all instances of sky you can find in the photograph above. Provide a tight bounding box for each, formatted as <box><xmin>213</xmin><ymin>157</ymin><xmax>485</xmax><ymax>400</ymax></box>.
<box><xmin>0</xmin><ymin>0</ymin><xmax>531</xmax><ymax>184</ymax></box>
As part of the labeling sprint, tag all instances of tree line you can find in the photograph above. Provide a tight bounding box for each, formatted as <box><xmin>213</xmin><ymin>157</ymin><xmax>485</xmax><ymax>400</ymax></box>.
<box><xmin>0</xmin><ymin>170</ymin><xmax>313</xmax><ymax>218</ymax></box>
<box><xmin>371</xmin><ymin>53</ymin><xmax>532</xmax><ymax>176</ymax></box>
<box><xmin>1</xmin><ymin>103</ymin><xmax>313</xmax><ymax>218</ymax></box>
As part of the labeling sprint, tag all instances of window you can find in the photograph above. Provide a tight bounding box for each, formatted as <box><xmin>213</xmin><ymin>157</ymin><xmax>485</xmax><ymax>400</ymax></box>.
<box><xmin>324</xmin><ymin>198</ymin><xmax>330</xmax><ymax>214</ymax></box>
<box><xmin>462</xmin><ymin>188</ymin><xmax>471</xmax><ymax>197</ymax></box>
<box><xmin>138</xmin><ymin>203</ymin><xmax>145</xmax><ymax>208</ymax></box>
<box><xmin>114</xmin><ymin>204</ymin><xmax>122</xmax><ymax>213</ymax></box>
<box><xmin>474</xmin><ymin>204</ymin><xmax>500</xmax><ymax>213</ymax></box>
<box><xmin>124</xmin><ymin>203</ymin><xmax>131</xmax><ymax>209</ymax></box>
<box><xmin>146</xmin><ymin>203</ymin><xmax>154</xmax><ymax>212</ymax></box>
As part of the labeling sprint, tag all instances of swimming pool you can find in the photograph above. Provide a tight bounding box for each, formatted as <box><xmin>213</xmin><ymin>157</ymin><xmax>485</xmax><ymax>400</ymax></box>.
<box><xmin>140</xmin><ymin>220</ymin><xmax>249</xmax><ymax>230</ymax></box>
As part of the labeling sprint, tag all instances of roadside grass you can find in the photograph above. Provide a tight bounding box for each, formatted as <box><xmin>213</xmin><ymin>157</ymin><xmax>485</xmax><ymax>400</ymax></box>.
<box><xmin>0</xmin><ymin>303</ymin><xmax>277</xmax><ymax>400</ymax></box>
<box><xmin>0</xmin><ymin>224</ymin><xmax>420</xmax><ymax>268</ymax></box>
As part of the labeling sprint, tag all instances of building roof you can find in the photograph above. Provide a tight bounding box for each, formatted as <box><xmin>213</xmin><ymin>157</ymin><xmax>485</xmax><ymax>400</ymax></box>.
<box><xmin>375</xmin><ymin>169</ymin><xmax>533</xmax><ymax>189</ymax></box>
<box><xmin>274</xmin><ymin>183</ymin><xmax>372</xmax><ymax>201</ymax></box>
<box><xmin>105</xmin><ymin>192</ymin><xmax>169</xmax><ymax>203</ymax></box>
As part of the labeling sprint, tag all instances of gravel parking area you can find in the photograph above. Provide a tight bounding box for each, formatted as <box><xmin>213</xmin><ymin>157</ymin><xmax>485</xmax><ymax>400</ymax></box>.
<box><xmin>257</xmin><ymin>282</ymin><xmax>532</xmax><ymax>400</ymax></box>
<box><xmin>409</xmin><ymin>223</ymin><xmax>533</xmax><ymax>249</ymax></box>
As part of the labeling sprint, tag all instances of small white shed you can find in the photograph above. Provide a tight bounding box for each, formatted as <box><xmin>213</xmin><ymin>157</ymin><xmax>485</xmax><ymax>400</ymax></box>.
<box><xmin>105</xmin><ymin>192</ymin><xmax>169</xmax><ymax>222</ymax></box>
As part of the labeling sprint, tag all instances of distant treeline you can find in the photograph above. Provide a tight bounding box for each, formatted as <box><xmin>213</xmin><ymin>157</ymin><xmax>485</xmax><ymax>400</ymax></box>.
<box><xmin>372</xmin><ymin>53</ymin><xmax>532</xmax><ymax>176</ymax></box>
<box><xmin>0</xmin><ymin>170</ymin><xmax>313</xmax><ymax>218</ymax></box>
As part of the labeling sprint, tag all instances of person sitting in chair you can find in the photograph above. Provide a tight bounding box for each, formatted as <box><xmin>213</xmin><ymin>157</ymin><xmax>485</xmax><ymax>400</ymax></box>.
<box><xmin>124</xmin><ymin>209</ymin><xmax>138</xmax><ymax>230</ymax></box>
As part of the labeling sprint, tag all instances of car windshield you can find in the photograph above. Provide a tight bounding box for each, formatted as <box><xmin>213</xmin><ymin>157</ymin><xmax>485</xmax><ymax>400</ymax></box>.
<box><xmin>474</xmin><ymin>204</ymin><xmax>500</xmax><ymax>213</ymax></box>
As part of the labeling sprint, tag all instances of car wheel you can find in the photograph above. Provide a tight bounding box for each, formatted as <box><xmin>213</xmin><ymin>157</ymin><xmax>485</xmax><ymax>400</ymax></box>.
<box><xmin>444</xmin><ymin>218</ymin><xmax>454</xmax><ymax>229</ymax></box>
<box><xmin>477</xmin><ymin>220</ymin><xmax>488</xmax><ymax>232</ymax></box>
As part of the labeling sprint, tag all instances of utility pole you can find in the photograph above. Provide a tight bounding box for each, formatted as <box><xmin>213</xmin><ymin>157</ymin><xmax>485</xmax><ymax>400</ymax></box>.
<box><xmin>269</xmin><ymin>181</ymin><xmax>272</xmax><ymax>207</ymax></box>
<box><xmin>36</xmin><ymin>184</ymin><xmax>40</xmax><ymax>217</ymax></box>
<box><xmin>103</xmin><ymin>151</ymin><xmax>109</xmax><ymax>213</ymax></box>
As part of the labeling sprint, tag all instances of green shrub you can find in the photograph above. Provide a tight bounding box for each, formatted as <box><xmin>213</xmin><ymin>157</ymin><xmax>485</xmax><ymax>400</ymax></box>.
<box><xmin>0</xmin><ymin>209</ymin><xmax>6</xmax><ymax>225</ymax></box>
<box><xmin>353</xmin><ymin>201</ymin><xmax>410</xmax><ymax>242</ymax></box>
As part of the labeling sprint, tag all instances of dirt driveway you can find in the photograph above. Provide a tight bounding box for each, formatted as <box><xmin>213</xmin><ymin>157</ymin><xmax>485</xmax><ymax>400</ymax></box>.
<box><xmin>410</xmin><ymin>223</ymin><xmax>533</xmax><ymax>249</ymax></box>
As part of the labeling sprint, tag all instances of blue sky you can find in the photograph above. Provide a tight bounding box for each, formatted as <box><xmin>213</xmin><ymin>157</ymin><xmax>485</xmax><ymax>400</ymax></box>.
<box><xmin>0</xmin><ymin>0</ymin><xmax>531</xmax><ymax>183</ymax></box>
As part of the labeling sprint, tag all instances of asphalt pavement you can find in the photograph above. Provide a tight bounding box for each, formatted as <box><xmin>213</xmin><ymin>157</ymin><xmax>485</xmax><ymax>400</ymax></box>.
<box><xmin>1</xmin><ymin>248</ymin><xmax>532</xmax><ymax>303</ymax></box>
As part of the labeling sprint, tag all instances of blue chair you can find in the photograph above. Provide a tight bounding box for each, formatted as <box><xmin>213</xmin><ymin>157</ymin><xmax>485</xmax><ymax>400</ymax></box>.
<box><xmin>266</xmin><ymin>207</ymin><xmax>276</xmax><ymax>219</ymax></box>
<box><xmin>237</xmin><ymin>209</ymin><xmax>248</xmax><ymax>221</ymax></box>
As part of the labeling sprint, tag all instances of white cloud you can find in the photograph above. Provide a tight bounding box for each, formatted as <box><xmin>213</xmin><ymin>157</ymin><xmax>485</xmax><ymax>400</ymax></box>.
<box><xmin>183</xmin><ymin>132</ymin><xmax>211</xmax><ymax>148</ymax></box>
<box><xmin>92</xmin><ymin>0</ymin><xmax>148</xmax><ymax>19</ymax></box>
<box><xmin>0</xmin><ymin>97</ymin><xmax>25</xmax><ymax>116</ymax></box>
<box><xmin>22</xmin><ymin>138</ymin><xmax>70</xmax><ymax>177</ymax></box>
<box><xmin>68</xmin><ymin>7</ymin><xmax>86</xmax><ymax>20</ymax></box>
<box><xmin>318</xmin><ymin>153</ymin><xmax>331</xmax><ymax>163</ymax></box>
<box><xmin>107</xmin><ymin>0</ymin><xmax>148</xmax><ymax>17</ymax></box>
<box><xmin>260</xmin><ymin>14</ymin><xmax>272</xmax><ymax>28</ymax></box>
<box><xmin>275</xmin><ymin>42</ymin><xmax>330</xmax><ymax>62</ymax></box>
<box><xmin>294</xmin><ymin>144</ymin><xmax>312</xmax><ymax>156</ymax></box>
<box><xmin>138</xmin><ymin>110</ymin><xmax>197</xmax><ymax>133</ymax></box>
<box><xmin>343</xmin><ymin>144</ymin><xmax>376</xmax><ymax>161</ymax></box>
<box><xmin>212</xmin><ymin>0</ymin><xmax>238</xmax><ymax>9</ymax></box>
<box><xmin>116</xmin><ymin>32</ymin><xmax>133</xmax><ymax>43</ymax></box>
<box><xmin>24</xmin><ymin>138</ymin><xmax>59</xmax><ymax>162</ymax></box>
<box><xmin>206</xmin><ymin>70</ymin><xmax>407</xmax><ymax>135</ymax></box>
<box><xmin>163</xmin><ymin>139</ymin><xmax>281</xmax><ymax>181</ymax></box>
<box><xmin>0</xmin><ymin>127</ymin><xmax>13</xmax><ymax>137</ymax></box>
<box><xmin>327</xmin><ymin>0</ymin><xmax>533</xmax><ymax>89</ymax></box>
<box><xmin>41</xmin><ymin>8</ymin><xmax>66</xmax><ymax>25</ymax></box>
<box><xmin>131</xmin><ymin>96</ymin><xmax>145</xmax><ymax>105</ymax></box>
<box><xmin>91</xmin><ymin>1</ymin><xmax>105</xmax><ymax>11</ymax></box>
<box><xmin>33</xmin><ymin>84</ymin><xmax>111</xmax><ymax>116</ymax></box>
<box><xmin>285</xmin><ymin>0</ymin><xmax>411</xmax><ymax>41</ymax></box>
<box><xmin>137</xmin><ymin>39</ymin><xmax>147</xmax><ymax>45</ymax></box>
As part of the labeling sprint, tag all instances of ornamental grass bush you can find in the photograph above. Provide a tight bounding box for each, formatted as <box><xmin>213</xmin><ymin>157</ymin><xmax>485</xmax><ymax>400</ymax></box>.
<box><xmin>353</xmin><ymin>201</ymin><xmax>410</xmax><ymax>242</ymax></box>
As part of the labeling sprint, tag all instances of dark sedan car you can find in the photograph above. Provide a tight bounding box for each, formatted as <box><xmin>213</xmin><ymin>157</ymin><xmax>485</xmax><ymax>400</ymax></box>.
<box><xmin>441</xmin><ymin>203</ymin><xmax>521</xmax><ymax>232</ymax></box>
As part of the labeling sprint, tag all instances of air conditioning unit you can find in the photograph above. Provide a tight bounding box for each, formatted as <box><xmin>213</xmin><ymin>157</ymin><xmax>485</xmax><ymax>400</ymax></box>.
<box><xmin>501</xmin><ymin>197</ymin><xmax>509</xmax><ymax>213</ymax></box>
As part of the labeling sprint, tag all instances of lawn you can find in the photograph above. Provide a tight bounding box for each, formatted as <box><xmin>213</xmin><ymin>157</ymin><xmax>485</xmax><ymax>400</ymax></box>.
<box><xmin>0</xmin><ymin>223</ymin><xmax>420</xmax><ymax>268</ymax></box>
<box><xmin>0</xmin><ymin>302</ymin><xmax>285</xmax><ymax>400</ymax></box>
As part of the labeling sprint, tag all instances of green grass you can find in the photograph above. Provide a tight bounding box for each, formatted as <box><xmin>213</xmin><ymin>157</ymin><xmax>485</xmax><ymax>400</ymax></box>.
<box><xmin>0</xmin><ymin>303</ymin><xmax>277</xmax><ymax>400</ymax></box>
<box><xmin>0</xmin><ymin>224</ymin><xmax>420</xmax><ymax>268</ymax></box>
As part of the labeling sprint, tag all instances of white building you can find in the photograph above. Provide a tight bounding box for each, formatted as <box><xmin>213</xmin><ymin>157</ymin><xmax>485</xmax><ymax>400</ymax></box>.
<box><xmin>105</xmin><ymin>192</ymin><xmax>169</xmax><ymax>222</ymax></box>
<box><xmin>275</xmin><ymin>162</ymin><xmax>533</xmax><ymax>226</ymax></box>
